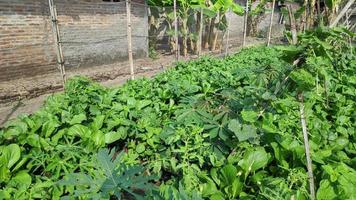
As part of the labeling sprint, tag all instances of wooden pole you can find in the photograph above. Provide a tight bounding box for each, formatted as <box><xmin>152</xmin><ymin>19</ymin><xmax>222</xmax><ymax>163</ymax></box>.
<box><xmin>302</xmin><ymin>0</ymin><xmax>308</xmax><ymax>31</ymax></box>
<box><xmin>48</xmin><ymin>0</ymin><xmax>66</xmax><ymax>87</ymax></box>
<box><xmin>225</xmin><ymin>9</ymin><xmax>231</xmax><ymax>56</ymax></box>
<box><xmin>298</xmin><ymin>93</ymin><xmax>315</xmax><ymax>200</ymax></box>
<box><xmin>267</xmin><ymin>0</ymin><xmax>276</xmax><ymax>46</ymax></box>
<box><xmin>173</xmin><ymin>0</ymin><xmax>179</xmax><ymax>60</ymax></box>
<box><xmin>198</xmin><ymin>8</ymin><xmax>204</xmax><ymax>56</ymax></box>
<box><xmin>126</xmin><ymin>0</ymin><xmax>135</xmax><ymax>80</ymax></box>
<box><xmin>243</xmin><ymin>0</ymin><xmax>249</xmax><ymax>47</ymax></box>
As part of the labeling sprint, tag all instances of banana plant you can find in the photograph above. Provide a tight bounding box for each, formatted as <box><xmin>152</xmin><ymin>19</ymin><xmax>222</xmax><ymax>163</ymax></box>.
<box><xmin>210</xmin><ymin>0</ymin><xmax>244</xmax><ymax>50</ymax></box>
<box><xmin>196</xmin><ymin>0</ymin><xmax>243</xmax><ymax>51</ymax></box>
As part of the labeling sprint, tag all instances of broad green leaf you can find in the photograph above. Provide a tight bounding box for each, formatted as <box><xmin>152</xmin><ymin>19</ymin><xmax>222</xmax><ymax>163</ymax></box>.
<box><xmin>316</xmin><ymin>179</ymin><xmax>337</xmax><ymax>200</ymax></box>
<box><xmin>42</xmin><ymin>120</ymin><xmax>59</xmax><ymax>138</ymax></box>
<box><xmin>290</xmin><ymin>69</ymin><xmax>315</xmax><ymax>90</ymax></box>
<box><xmin>92</xmin><ymin>130</ymin><xmax>105</xmax><ymax>147</ymax></box>
<box><xmin>241</xmin><ymin>110</ymin><xmax>258</xmax><ymax>123</ymax></box>
<box><xmin>136</xmin><ymin>143</ymin><xmax>146</xmax><ymax>154</ymax></box>
<box><xmin>231</xmin><ymin>4</ymin><xmax>244</xmax><ymax>15</ymax></box>
<box><xmin>9</xmin><ymin>170</ymin><xmax>32</xmax><ymax>188</ymax></box>
<box><xmin>91</xmin><ymin>115</ymin><xmax>105</xmax><ymax>130</ymax></box>
<box><xmin>3</xmin><ymin>122</ymin><xmax>28</xmax><ymax>139</ymax></box>
<box><xmin>210</xmin><ymin>168</ymin><xmax>220</xmax><ymax>186</ymax></box>
<box><xmin>137</xmin><ymin>100</ymin><xmax>152</xmax><ymax>110</ymax></box>
<box><xmin>105</xmin><ymin>127</ymin><xmax>127</xmax><ymax>144</ymax></box>
<box><xmin>313</xmin><ymin>149</ymin><xmax>332</xmax><ymax>164</ymax></box>
<box><xmin>26</xmin><ymin>134</ymin><xmax>40</xmax><ymax>148</ymax></box>
<box><xmin>262</xmin><ymin>113</ymin><xmax>277</xmax><ymax>133</ymax></box>
<box><xmin>0</xmin><ymin>190</ymin><xmax>10</xmax><ymax>199</ymax></box>
<box><xmin>220</xmin><ymin>164</ymin><xmax>237</xmax><ymax>186</ymax></box>
<box><xmin>51</xmin><ymin>128</ymin><xmax>67</xmax><ymax>145</ymax></box>
<box><xmin>2</xmin><ymin>144</ymin><xmax>21</xmax><ymax>169</ymax></box>
<box><xmin>228</xmin><ymin>119</ymin><xmax>257</xmax><ymax>141</ymax></box>
<box><xmin>69</xmin><ymin>114</ymin><xmax>87</xmax><ymax>125</ymax></box>
<box><xmin>67</xmin><ymin>124</ymin><xmax>91</xmax><ymax>138</ymax></box>
<box><xmin>209</xmin><ymin>127</ymin><xmax>220</xmax><ymax>139</ymax></box>
<box><xmin>229</xmin><ymin>179</ymin><xmax>243</xmax><ymax>198</ymax></box>
<box><xmin>210</xmin><ymin>193</ymin><xmax>225</xmax><ymax>200</ymax></box>
<box><xmin>238</xmin><ymin>147</ymin><xmax>270</xmax><ymax>174</ymax></box>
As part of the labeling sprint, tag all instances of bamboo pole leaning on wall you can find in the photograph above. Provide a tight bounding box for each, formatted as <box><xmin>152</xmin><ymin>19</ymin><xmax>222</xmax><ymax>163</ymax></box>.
<box><xmin>242</xmin><ymin>0</ymin><xmax>249</xmax><ymax>47</ymax></box>
<box><xmin>126</xmin><ymin>0</ymin><xmax>135</xmax><ymax>80</ymax></box>
<box><xmin>48</xmin><ymin>0</ymin><xmax>66</xmax><ymax>87</ymax></box>
<box><xmin>267</xmin><ymin>0</ymin><xmax>276</xmax><ymax>46</ymax></box>
<box><xmin>173</xmin><ymin>0</ymin><xmax>180</xmax><ymax>61</ymax></box>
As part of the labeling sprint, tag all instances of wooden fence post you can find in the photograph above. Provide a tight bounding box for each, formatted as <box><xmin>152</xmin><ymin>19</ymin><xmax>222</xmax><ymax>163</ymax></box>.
<box><xmin>198</xmin><ymin>8</ymin><xmax>204</xmax><ymax>56</ymax></box>
<box><xmin>267</xmin><ymin>0</ymin><xmax>276</xmax><ymax>46</ymax></box>
<box><xmin>48</xmin><ymin>0</ymin><xmax>66</xmax><ymax>87</ymax></box>
<box><xmin>173</xmin><ymin>0</ymin><xmax>179</xmax><ymax>61</ymax></box>
<box><xmin>126</xmin><ymin>0</ymin><xmax>135</xmax><ymax>80</ymax></box>
<box><xmin>243</xmin><ymin>0</ymin><xmax>249</xmax><ymax>47</ymax></box>
<box><xmin>225</xmin><ymin>9</ymin><xmax>231</xmax><ymax>56</ymax></box>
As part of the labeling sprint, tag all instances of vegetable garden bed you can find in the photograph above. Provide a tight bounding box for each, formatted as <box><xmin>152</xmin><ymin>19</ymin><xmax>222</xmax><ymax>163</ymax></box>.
<box><xmin>0</xmin><ymin>27</ymin><xmax>355</xmax><ymax>199</ymax></box>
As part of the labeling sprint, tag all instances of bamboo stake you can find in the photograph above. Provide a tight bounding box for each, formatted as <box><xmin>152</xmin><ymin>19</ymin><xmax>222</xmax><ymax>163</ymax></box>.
<box><xmin>173</xmin><ymin>0</ymin><xmax>179</xmax><ymax>60</ymax></box>
<box><xmin>298</xmin><ymin>93</ymin><xmax>315</xmax><ymax>200</ymax></box>
<box><xmin>267</xmin><ymin>0</ymin><xmax>276</xmax><ymax>46</ymax></box>
<box><xmin>243</xmin><ymin>0</ymin><xmax>249</xmax><ymax>47</ymax></box>
<box><xmin>126</xmin><ymin>0</ymin><xmax>135</xmax><ymax>80</ymax></box>
<box><xmin>48</xmin><ymin>0</ymin><xmax>66</xmax><ymax>87</ymax></box>
<box><xmin>198</xmin><ymin>8</ymin><xmax>204</xmax><ymax>56</ymax></box>
<box><xmin>225</xmin><ymin>9</ymin><xmax>231</xmax><ymax>57</ymax></box>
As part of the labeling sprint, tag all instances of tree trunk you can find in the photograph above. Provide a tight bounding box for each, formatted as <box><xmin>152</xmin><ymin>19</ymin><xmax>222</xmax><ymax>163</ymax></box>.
<box><xmin>308</xmin><ymin>0</ymin><xmax>316</xmax><ymax>28</ymax></box>
<box><xmin>212</xmin><ymin>12</ymin><xmax>220</xmax><ymax>51</ymax></box>
<box><xmin>303</xmin><ymin>0</ymin><xmax>308</xmax><ymax>30</ymax></box>
<box><xmin>204</xmin><ymin>19</ymin><xmax>210</xmax><ymax>49</ymax></box>
<box><xmin>247</xmin><ymin>14</ymin><xmax>263</xmax><ymax>37</ymax></box>
<box><xmin>148</xmin><ymin>15</ymin><xmax>157</xmax><ymax>49</ymax></box>
<box><xmin>181</xmin><ymin>13</ymin><xmax>189</xmax><ymax>57</ymax></box>
<box><xmin>167</xmin><ymin>23</ymin><xmax>175</xmax><ymax>54</ymax></box>
<box><xmin>208</xmin><ymin>17</ymin><xmax>216</xmax><ymax>50</ymax></box>
<box><xmin>212</xmin><ymin>31</ymin><xmax>219</xmax><ymax>51</ymax></box>
<box><xmin>196</xmin><ymin>10</ymin><xmax>202</xmax><ymax>54</ymax></box>
<box><xmin>288</xmin><ymin>5</ymin><xmax>298</xmax><ymax>45</ymax></box>
<box><xmin>190</xmin><ymin>36</ymin><xmax>195</xmax><ymax>53</ymax></box>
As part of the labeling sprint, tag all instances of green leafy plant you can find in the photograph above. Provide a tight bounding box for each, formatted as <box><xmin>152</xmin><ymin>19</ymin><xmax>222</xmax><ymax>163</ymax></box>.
<box><xmin>58</xmin><ymin>149</ymin><xmax>158</xmax><ymax>199</ymax></box>
<box><xmin>0</xmin><ymin>27</ymin><xmax>355</xmax><ymax>199</ymax></box>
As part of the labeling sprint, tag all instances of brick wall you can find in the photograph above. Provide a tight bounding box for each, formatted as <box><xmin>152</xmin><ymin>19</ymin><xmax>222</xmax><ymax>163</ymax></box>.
<box><xmin>0</xmin><ymin>0</ymin><xmax>57</xmax><ymax>82</ymax></box>
<box><xmin>0</xmin><ymin>0</ymin><xmax>148</xmax><ymax>82</ymax></box>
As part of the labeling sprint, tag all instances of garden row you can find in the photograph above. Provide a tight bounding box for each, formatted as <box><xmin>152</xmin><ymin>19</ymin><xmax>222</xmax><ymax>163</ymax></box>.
<box><xmin>0</xmin><ymin>27</ymin><xmax>355</xmax><ymax>199</ymax></box>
